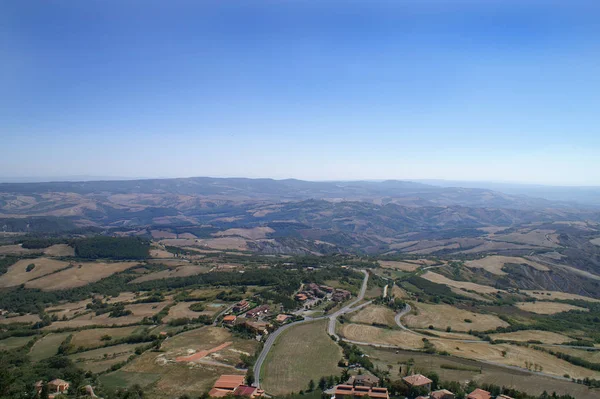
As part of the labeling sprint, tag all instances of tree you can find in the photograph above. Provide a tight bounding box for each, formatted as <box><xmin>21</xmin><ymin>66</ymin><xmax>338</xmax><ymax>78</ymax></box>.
<box><xmin>425</xmin><ymin>372</ymin><xmax>440</xmax><ymax>390</ymax></box>
<box><xmin>318</xmin><ymin>377</ymin><xmax>327</xmax><ymax>391</ymax></box>
<box><xmin>40</xmin><ymin>383</ymin><xmax>50</xmax><ymax>399</ymax></box>
<box><xmin>246</xmin><ymin>370</ymin><xmax>255</xmax><ymax>386</ymax></box>
<box><xmin>308</xmin><ymin>380</ymin><xmax>315</xmax><ymax>392</ymax></box>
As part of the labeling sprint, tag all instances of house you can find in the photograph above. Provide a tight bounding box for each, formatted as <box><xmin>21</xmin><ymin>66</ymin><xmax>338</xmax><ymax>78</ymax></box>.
<box><xmin>346</xmin><ymin>374</ymin><xmax>380</xmax><ymax>387</ymax></box>
<box><xmin>402</xmin><ymin>374</ymin><xmax>433</xmax><ymax>392</ymax></box>
<box><xmin>246</xmin><ymin>305</ymin><xmax>269</xmax><ymax>319</ymax></box>
<box><xmin>332</xmin><ymin>289</ymin><xmax>352</xmax><ymax>302</ymax></box>
<box><xmin>320</xmin><ymin>285</ymin><xmax>334</xmax><ymax>293</ymax></box>
<box><xmin>431</xmin><ymin>389</ymin><xmax>455</xmax><ymax>399</ymax></box>
<box><xmin>467</xmin><ymin>389</ymin><xmax>491</xmax><ymax>399</ymax></box>
<box><xmin>244</xmin><ymin>321</ymin><xmax>271</xmax><ymax>335</ymax></box>
<box><xmin>233</xmin><ymin>300</ymin><xmax>250</xmax><ymax>313</ymax></box>
<box><xmin>233</xmin><ymin>385</ymin><xmax>265</xmax><ymax>398</ymax></box>
<box><xmin>36</xmin><ymin>379</ymin><xmax>71</xmax><ymax>399</ymax></box>
<box><xmin>209</xmin><ymin>375</ymin><xmax>246</xmax><ymax>397</ymax></box>
<box><xmin>223</xmin><ymin>315</ymin><xmax>237</xmax><ymax>325</ymax></box>
<box><xmin>275</xmin><ymin>314</ymin><xmax>291</xmax><ymax>323</ymax></box>
<box><xmin>306</xmin><ymin>283</ymin><xmax>326</xmax><ymax>297</ymax></box>
<box><xmin>334</xmin><ymin>385</ymin><xmax>389</xmax><ymax>399</ymax></box>
<box><xmin>295</xmin><ymin>293</ymin><xmax>308</xmax><ymax>301</ymax></box>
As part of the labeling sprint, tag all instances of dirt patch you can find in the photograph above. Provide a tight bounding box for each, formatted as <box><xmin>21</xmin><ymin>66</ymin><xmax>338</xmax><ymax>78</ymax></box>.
<box><xmin>422</xmin><ymin>271</ymin><xmax>502</xmax><ymax>294</ymax></box>
<box><xmin>44</xmin><ymin>244</ymin><xmax>75</xmax><ymax>257</ymax></box>
<box><xmin>465</xmin><ymin>256</ymin><xmax>549</xmax><ymax>275</ymax></box>
<box><xmin>175</xmin><ymin>342</ymin><xmax>232</xmax><ymax>362</ymax></box>
<box><xmin>340</xmin><ymin>324</ymin><xmax>424</xmax><ymax>349</ymax></box>
<box><xmin>514</xmin><ymin>302</ymin><xmax>588</xmax><ymax>315</ymax></box>
<box><xmin>26</xmin><ymin>261</ymin><xmax>140</xmax><ymax>290</ymax></box>
<box><xmin>490</xmin><ymin>330</ymin><xmax>572</xmax><ymax>344</ymax></box>
<box><xmin>403</xmin><ymin>303</ymin><xmax>509</xmax><ymax>332</ymax></box>
<box><xmin>349</xmin><ymin>305</ymin><xmax>397</xmax><ymax>327</ymax></box>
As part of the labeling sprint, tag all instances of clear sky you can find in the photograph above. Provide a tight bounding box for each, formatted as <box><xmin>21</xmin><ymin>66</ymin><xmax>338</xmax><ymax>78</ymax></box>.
<box><xmin>2</xmin><ymin>1</ymin><xmax>599</xmax><ymax>185</ymax></box>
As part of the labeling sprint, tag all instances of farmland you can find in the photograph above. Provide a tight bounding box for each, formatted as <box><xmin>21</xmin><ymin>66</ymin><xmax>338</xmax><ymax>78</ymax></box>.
<box><xmin>402</xmin><ymin>303</ymin><xmax>509</xmax><ymax>332</ymax></box>
<box><xmin>489</xmin><ymin>330</ymin><xmax>572</xmax><ymax>344</ymax></box>
<box><xmin>421</xmin><ymin>271</ymin><xmax>502</xmax><ymax>294</ymax></box>
<box><xmin>514</xmin><ymin>301</ymin><xmax>588</xmax><ymax>315</ymax></box>
<box><xmin>465</xmin><ymin>256</ymin><xmax>549</xmax><ymax>275</ymax></box>
<box><xmin>262</xmin><ymin>320</ymin><xmax>342</xmax><ymax>395</ymax></box>
<box><xmin>339</xmin><ymin>323</ymin><xmax>424</xmax><ymax>349</ymax></box>
<box><xmin>348</xmin><ymin>305</ymin><xmax>397</xmax><ymax>327</ymax></box>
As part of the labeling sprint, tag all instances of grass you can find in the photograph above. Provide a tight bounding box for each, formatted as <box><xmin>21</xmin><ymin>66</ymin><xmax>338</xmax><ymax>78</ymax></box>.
<box><xmin>0</xmin><ymin>336</ymin><xmax>34</xmax><ymax>350</ymax></box>
<box><xmin>69</xmin><ymin>343</ymin><xmax>139</xmax><ymax>373</ymax></box>
<box><xmin>490</xmin><ymin>330</ymin><xmax>572</xmax><ymax>344</ymax></box>
<box><xmin>403</xmin><ymin>303</ymin><xmax>509</xmax><ymax>332</ymax></box>
<box><xmin>99</xmin><ymin>370</ymin><xmax>161</xmax><ymax>390</ymax></box>
<box><xmin>262</xmin><ymin>319</ymin><xmax>342</xmax><ymax>395</ymax></box>
<box><xmin>514</xmin><ymin>301</ymin><xmax>588</xmax><ymax>315</ymax></box>
<box><xmin>29</xmin><ymin>332</ymin><xmax>71</xmax><ymax>360</ymax></box>
<box><xmin>349</xmin><ymin>305</ymin><xmax>397</xmax><ymax>327</ymax></box>
<box><xmin>339</xmin><ymin>324</ymin><xmax>423</xmax><ymax>349</ymax></box>
<box><xmin>70</xmin><ymin>326</ymin><xmax>144</xmax><ymax>349</ymax></box>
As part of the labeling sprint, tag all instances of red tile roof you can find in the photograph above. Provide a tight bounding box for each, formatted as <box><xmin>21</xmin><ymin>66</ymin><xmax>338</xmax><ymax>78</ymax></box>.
<box><xmin>213</xmin><ymin>375</ymin><xmax>245</xmax><ymax>390</ymax></box>
<box><xmin>234</xmin><ymin>386</ymin><xmax>257</xmax><ymax>397</ymax></box>
<box><xmin>467</xmin><ymin>389</ymin><xmax>491</xmax><ymax>399</ymax></box>
<box><xmin>402</xmin><ymin>374</ymin><xmax>432</xmax><ymax>387</ymax></box>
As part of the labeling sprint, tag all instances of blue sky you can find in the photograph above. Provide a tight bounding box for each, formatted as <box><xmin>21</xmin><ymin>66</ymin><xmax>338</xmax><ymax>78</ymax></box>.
<box><xmin>1</xmin><ymin>1</ymin><xmax>599</xmax><ymax>185</ymax></box>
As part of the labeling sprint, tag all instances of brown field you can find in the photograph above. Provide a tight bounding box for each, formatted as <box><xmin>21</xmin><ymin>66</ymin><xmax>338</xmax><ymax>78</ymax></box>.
<box><xmin>391</xmin><ymin>284</ymin><xmax>409</xmax><ymax>299</ymax></box>
<box><xmin>131</xmin><ymin>265</ymin><xmax>210</xmax><ymax>283</ymax></box>
<box><xmin>523</xmin><ymin>290</ymin><xmax>600</xmax><ymax>303</ymax></box>
<box><xmin>0</xmin><ymin>257</ymin><xmax>70</xmax><ymax>287</ymax></box>
<box><xmin>492</xmin><ymin>229</ymin><xmax>559</xmax><ymax>248</ymax></box>
<box><xmin>149</xmin><ymin>247</ymin><xmax>175</xmax><ymax>258</ymax></box>
<box><xmin>0</xmin><ymin>313</ymin><xmax>41</xmax><ymax>324</ymax></box>
<box><xmin>71</xmin><ymin>326</ymin><xmax>142</xmax><ymax>349</ymax></box>
<box><xmin>361</xmin><ymin>346</ymin><xmax>600</xmax><ymax>399</ymax></box>
<box><xmin>162</xmin><ymin>302</ymin><xmax>207</xmax><ymax>323</ymax></box>
<box><xmin>196</xmin><ymin>237</ymin><xmax>249</xmax><ymax>251</ymax></box>
<box><xmin>151</xmin><ymin>230</ymin><xmax>178</xmax><ymax>239</ymax></box>
<box><xmin>490</xmin><ymin>330</ymin><xmax>572</xmax><ymax>344</ymax></box>
<box><xmin>431</xmin><ymin>340</ymin><xmax>600</xmax><ymax>380</ymax></box>
<box><xmin>403</xmin><ymin>303</ymin><xmax>509</xmax><ymax>332</ymax></box>
<box><xmin>0</xmin><ymin>244</ymin><xmax>39</xmax><ymax>255</ymax></box>
<box><xmin>421</xmin><ymin>271</ymin><xmax>502</xmax><ymax>294</ymax></box>
<box><xmin>158</xmin><ymin>238</ymin><xmax>198</xmax><ymax>247</ymax></box>
<box><xmin>46</xmin><ymin>302</ymin><xmax>171</xmax><ymax>329</ymax></box>
<box><xmin>551</xmin><ymin>347</ymin><xmax>600</xmax><ymax>363</ymax></box>
<box><xmin>105</xmin><ymin>292</ymin><xmax>143</xmax><ymax>303</ymax></box>
<box><xmin>378</xmin><ymin>260</ymin><xmax>421</xmax><ymax>271</ymax></box>
<box><xmin>339</xmin><ymin>323</ymin><xmax>424</xmax><ymax>349</ymax></box>
<box><xmin>46</xmin><ymin>299</ymin><xmax>92</xmax><ymax>319</ymax></box>
<box><xmin>214</xmin><ymin>227</ymin><xmax>274</xmax><ymax>240</ymax></box>
<box><xmin>465</xmin><ymin>256</ymin><xmax>549</xmax><ymax>275</ymax></box>
<box><xmin>25</xmin><ymin>261</ymin><xmax>140</xmax><ymax>290</ymax></box>
<box><xmin>43</xmin><ymin>244</ymin><xmax>75</xmax><ymax>257</ymax></box>
<box><xmin>69</xmin><ymin>343</ymin><xmax>139</xmax><ymax>373</ymax></box>
<box><xmin>349</xmin><ymin>305</ymin><xmax>396</xmax><ymax>327</ymax></box>
<box><xmin>416</xmin><ymin>329</ymin><xmax>482</xmax><ymax>341</ymax></box>
<box><xmin>514</xmin><ymin>302</ymin><xmax>588</xmax><ymax>315</ymax></box>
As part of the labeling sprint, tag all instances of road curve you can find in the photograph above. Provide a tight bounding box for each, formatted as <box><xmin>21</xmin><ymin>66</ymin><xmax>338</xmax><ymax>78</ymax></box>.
<box><xmin>254</xmin><ymin>270</ymin><xmax>370</xmax><ymax>388</ymax></box>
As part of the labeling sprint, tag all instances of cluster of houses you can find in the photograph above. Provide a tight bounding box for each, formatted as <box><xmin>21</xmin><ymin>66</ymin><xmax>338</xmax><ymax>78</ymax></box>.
<box><xmin>401</xmin><ymin>374</ymin><xmax>510</xmax><ymax>399</ymax></box>
<box><xmin>334</xmin><ymin>374</ymin><xmax>389</xmax><ymax>399</ymax></box>
<box><xmin>295</xmin><ymin>283</ymin><xmax>351</xmax><ymax>302</ymax></box>
<box><xmin>209</xmin><ymin>375</ymin><xmax>264</xmax><ymax>398</ymax></box>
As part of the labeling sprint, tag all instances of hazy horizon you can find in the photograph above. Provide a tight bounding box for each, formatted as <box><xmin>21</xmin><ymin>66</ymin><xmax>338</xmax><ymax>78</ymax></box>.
<box><xmin>2</xmin><ymin>1</ymin><xmax>599</xmax><ymax>185</ymax></box>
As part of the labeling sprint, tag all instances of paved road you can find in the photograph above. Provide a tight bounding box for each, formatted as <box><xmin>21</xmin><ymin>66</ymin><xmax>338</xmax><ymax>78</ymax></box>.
<box><xmin>254</xmin><ymin>270</ymin><xmax>370</xmax><ymax>388</ymax></box>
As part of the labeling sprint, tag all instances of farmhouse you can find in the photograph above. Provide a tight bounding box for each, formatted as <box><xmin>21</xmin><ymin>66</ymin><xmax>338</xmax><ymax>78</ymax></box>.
<box><xmin>346</xmin><ymin>374</ymin><xmax>380</xmax><ymax>387</ymax></box>
<box><xmin>295</xmin><ymin>293</ymin><xmax>308</xmax><ymax>301</ymax></box>
<box><xmin>306</xmin><ymin>283</ymin><xmax>326</xmax><ymax>297</ymax></box>
<box><xmin>35</xmin><ymin>379</ymin><xmax>70</xmax><ymax>398</ymax></box>
<box><xmin>334</xmin><ymin>385</ymin><xmax>389</xmax><ymax>399</ymax></box>
<box><xmin>320</xmin><ymin>284</ymin><xmax>334</xmax><ymax>293</ymax></box>
<box><xmin>276</xmin><ymin>314</ymin><xmax>291</xmax><ymax>323</ymax></box>
<box><xmin>333</xmin><ymin>289</ymin><xmax>351</xmax><ymax>302</ymax></box>
<box><xmin>467</xmin><ymin>388</ymin><xmax>491</xmax><ymax>399</ymax></box>
<box><xmin>246</xmin><ymin>305</ymin><xmax>269</xmax><ymax>319</ymax></box>
<box><xmin>209</xmin><ymin>375</ymin><xmax>246</xmax><ymax>397</ymax></box>
<box><xmin>431</xmin><ymin>389</ymin><xmax>455</xmax><ymax>399</ymax></box>
<box><xmin>233</xmin><ymin>385</ymin><xmax>265</xmax><ymax>398</ymax></box>
<box><xmin>233</xmin><ymin>300</ymin><xmax>250</xmax><ymax>313</ymax></box>
<box><xmin>402</xmin><ymin>374</ymin><xmax>432</xmax><ymax>392</ymax></box>
<box><xmin>223</xmin><ymin>315</ymin><xmax>237</xmax><ymax>325</ymax></box>
<box><xmin>244</xmin><ymin>320</ymin><xmax>271</xmax><ymax>334</ymax></box>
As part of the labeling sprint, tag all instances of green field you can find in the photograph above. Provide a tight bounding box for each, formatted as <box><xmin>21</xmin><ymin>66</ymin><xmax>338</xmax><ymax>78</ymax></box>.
<box><xmin>262</xmin><ymin>319</ymin><xmax>342</xmax><ymax>395</ymax></box>
<box><xmin>29</xmin><ymin>332</ymin><xmax>71</xmax><ymax>360</ymax></box>
<box><xmin>0</xmin><ymin>336</ymin><xmax>33</xmax><ymax>350</ymax></box>
<box><xmin>99</xmin><ymin>370</ymin><xmax>161</xmax><ymax>390</ymax></box>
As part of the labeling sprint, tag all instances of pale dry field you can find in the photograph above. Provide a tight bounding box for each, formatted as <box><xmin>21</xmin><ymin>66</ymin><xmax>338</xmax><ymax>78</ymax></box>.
<box><xmin>378</xmin><ymin>260</ymin><xmax>421</xmax><ymax>271</ymax></box>
<box><xmin>162</xmin><ymin>301</ymin><xmax>206</xmax><ymax>323</ymax></box>
<box><xmin>71</xmin><ymin>326</ymin><xmax>141</xmax><ymax>349</ymax></box>
<box><xmin>422</xmin><ymin>271</ymin><xmax>502</xmax><ymax>294</ymax></box>
<box><xmin>431</xmin><ymin>340</ymin><xmax>600</xmax><ymax>380</ymax></box>
<box><xmin>515</xmin><ymin>302</ymin><xmax>588</xmax><ymax>315</ymax></box>
<box><xmin>214</xmin><ymin>227</ymin><xmax>274</xmax><ymax>240</ymax></box>
<box><xmin>196</xmin><ymin>237</ymin><xmax>249</xmax><ymax>251</ymax></box>
<box><xmin>26</xmin><ymin>261</ymin><xmax>140</xmax><ymax>290</ymax></box>
<box><xmin>523</xmin><ymin>290</ymin><xmax>600</xmax><ymax>303</ymax></box>
<box><xmin>339</xmin><ymin>324</ymin><xmax>424</xmax><ymax>349</ymax></box>
<box><xmin>391</xmin><ymin>284</ymin><xmax>409</xmax><ymax>299</ymax></box>
<box><xmin>43</xmin><ymin>244</ymin><xmax>75</xmax><ymax>257</ymax></box>
<box><xmin>491</xmin><ymin>229</ymin><xmax>560</xmax><ymax>248</ymax></box>
<box><xmin>0</xmin><ymin>257</ymin><xmax>70</xmax><ymax>287</ymax></box>
<box><xmin>465</xmin><ymin>256</ymin><xmax>549</xmax><ymax>275</ymax></box>
<box><xmin>490</xmin><ymin>330</ymin><xmax>572</xmax><ymax>344</ymax></box>
<box><xmin>403</xmin><ymin>303</ymin><xmax>509</xmax><ymax>332</ymax></box>
<box><xmin>46</xmin><ymin>299</ymin><xmax>92</xmax><ymax>319</ymax></box>
<box><xmin>151</xmin><ymin>230</ymin><xmax>178</xmax><ymax>239</ymax></box>
<box><xmin>149</xmin><ymin>248</ymin><xmax>175</xmax><ymax>258</ymax></box>
<box><xmin>552</xmin><ymin>347</ymin><xmax>600</xmax><ymax>363</ymax></box>
<box><xmin>349</xmin><ymin>305</ymin><xmax>397</xmax><ymax>327</ymax></box>
<box><xmin>0</xmin><ymin>313</ymin><xmax>41</xmax><ymax>324</ymax></box>
<box><xmin>131</xmin><ymin>265</ymin><xmax>210</xmax><ymax>283</ymax></box>
<box><xmin>416</xmin><ymin>329</ymin><xmax>482</xmax><ymax>341</ymax></box>
<box><xmin>0</xmin><ymin>244</ymin><xmax>38</xmax><ymax>255</ymax></box>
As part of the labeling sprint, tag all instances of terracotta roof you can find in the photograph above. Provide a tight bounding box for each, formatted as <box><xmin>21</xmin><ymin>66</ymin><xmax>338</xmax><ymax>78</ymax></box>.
<box><xmin>276</xmin><ymin>314</ymin><xmax>291</xmax><ymax>322</ymax></box>
<box><xmin>210</xmin><ymin>388</ymin><xmax>234</xmax><ymax>397</ymax></box>
<box><xmin>213</xmin><ymin>375</ymin><xmax>245</xmax><ymax>390</ymax></box>
<box><xmin>48</xmin><ymin>379</ymin><xmax>69</xmax><ymax>386</ymax></box>
<box><xmin>223</xmin><ymin>315</ymin><xmax>237</xmax><ymax>321</ymax></box>
<box><xmin>467</xmin><ymin>389</ymin><xmax>491</xmax><ymax>399</ymax></box>
<box><xmin>334</xmin><ymin>385</ymin><xmax>389</xmax><ymax>399</ymax></box>
<box><xmin>431</xmin><ymin>389</ymin><xmax>454</xmax><ymax>399</ymax></box>
<box><xmin>402</xmin><ymin>374</ymin><xmax>433</xmax><ymax>387</ymax></box>
<box><xmin>234</xmin><ymin>386</ymin><xmax>257</xmax><ymax>397</ymax></box>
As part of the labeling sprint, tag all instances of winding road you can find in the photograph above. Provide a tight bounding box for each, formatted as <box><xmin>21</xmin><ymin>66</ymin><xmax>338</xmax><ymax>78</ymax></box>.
<box><xmin>254</xmin><ymin>270</ymin><xmax>371</xmax><ymax>388</ymax></box>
